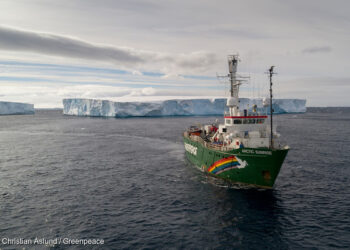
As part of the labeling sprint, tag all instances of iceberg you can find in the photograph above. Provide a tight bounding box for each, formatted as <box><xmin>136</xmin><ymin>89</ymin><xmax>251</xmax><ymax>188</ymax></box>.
<box><xmin>0</xmin><ymin>101</ymin><xmax>35</xmax><ymax>115</ymax></box>
<box><xmin>63</xmin><ymin>98</ymin><xmax>306</xmax><ymax>117</ymax></box>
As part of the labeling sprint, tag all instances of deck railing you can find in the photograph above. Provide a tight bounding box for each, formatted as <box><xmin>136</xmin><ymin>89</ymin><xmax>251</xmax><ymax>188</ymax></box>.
<box><xmin>184</xmin><ymin>132</ymin><xmax>286</xmax><ymax>151</ymax></box>
<box><xmin>184</xmin><ymin>132</ymin><xmax>231</xmax><ymax>151</ymax></box>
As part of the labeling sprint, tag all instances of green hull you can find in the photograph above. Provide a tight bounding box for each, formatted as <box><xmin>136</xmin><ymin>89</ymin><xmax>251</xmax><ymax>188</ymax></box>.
<box><xmin>183</xmin><ymin>136</ymin><xmax>288</xmax><ymax>188</ymax></box>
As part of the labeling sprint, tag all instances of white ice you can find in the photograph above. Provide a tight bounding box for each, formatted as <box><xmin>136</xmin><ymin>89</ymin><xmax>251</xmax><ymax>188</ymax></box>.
<box><xmin>63</xmin><ymin>98</ymin><xmax>306</xmax><ymax>117</ymax></box>
<box><xmin>0</xmin><ymin>101</ymin><xmax>34</xmax><ymax>115</ymax></box>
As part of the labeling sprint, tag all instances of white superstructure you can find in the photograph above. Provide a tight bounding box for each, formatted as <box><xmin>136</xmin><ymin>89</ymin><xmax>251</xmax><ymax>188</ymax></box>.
<box><xmin>204</xmin><ymin>55</ymin><xmax>279</xmax><ymax>150</ymax></box>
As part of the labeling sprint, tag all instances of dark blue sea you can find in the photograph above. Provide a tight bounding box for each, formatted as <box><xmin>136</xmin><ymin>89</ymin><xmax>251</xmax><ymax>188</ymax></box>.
<box><xmin>0</xmin><ymin>108</ymin><xmax>349</xmax><ymax>249</ymax></box>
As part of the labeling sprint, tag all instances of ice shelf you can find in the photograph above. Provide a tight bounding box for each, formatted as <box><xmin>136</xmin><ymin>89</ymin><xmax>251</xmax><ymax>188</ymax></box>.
<box><xmin>0</xmin><ymin>101</ymin><xmax>35</xmax><ymax>115</ymax></box>
<box><xmin>62</xmin><ymin>98</ymin><xmax>306</xmax><ymax>117</ymax></box>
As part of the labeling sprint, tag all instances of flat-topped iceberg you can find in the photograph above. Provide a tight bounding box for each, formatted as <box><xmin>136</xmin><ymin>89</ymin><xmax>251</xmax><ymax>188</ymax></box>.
<box><xmin>63</xmin><ymin>98</ymin><xmax>306</xmax><ymax>117</ymax></box>
<box><xmin>0</xmin><ymin>101</ymin><xmax>34</xmax><ymax>115</ymax></box>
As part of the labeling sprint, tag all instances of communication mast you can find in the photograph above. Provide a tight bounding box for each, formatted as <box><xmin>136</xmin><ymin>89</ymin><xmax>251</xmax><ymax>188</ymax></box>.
<box><xmin>268</xmin><ymin>66</ymin><xmax>276</xmax><ymax>149</ymax></box>
<box><xmin>217</xmin><ymin>54</ymin><xmax>249</xmax><ymax>116</ymax></box>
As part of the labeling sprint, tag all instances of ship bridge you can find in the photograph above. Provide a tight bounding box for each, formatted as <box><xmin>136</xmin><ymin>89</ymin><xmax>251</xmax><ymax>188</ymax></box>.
<box><xmin>221</xmin><ymin>115</ymin><xmax>268</xmax><ymax>133</ymax></box>
<box><xmin>224</xmin><ymin>115</ymin><xmax>267</xmax><ymax>125</ymax></box>
<box><xmin>213</xmin><ymin>114</ymin><xmax>271</xmax><ymax>149</ymax></box>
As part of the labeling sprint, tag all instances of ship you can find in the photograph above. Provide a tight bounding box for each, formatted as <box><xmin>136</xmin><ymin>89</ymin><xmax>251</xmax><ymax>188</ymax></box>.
<box><xmin>183</xmin><ymin>55</ymin><xmax>289</xmax><ymax>188</ymax></box>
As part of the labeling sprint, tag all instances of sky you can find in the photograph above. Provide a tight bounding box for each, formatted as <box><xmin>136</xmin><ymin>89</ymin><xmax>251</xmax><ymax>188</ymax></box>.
<box><xmin>0</xmin><ymin>0</ymin><xmax>349</xmax><ymax>107</ymax></box>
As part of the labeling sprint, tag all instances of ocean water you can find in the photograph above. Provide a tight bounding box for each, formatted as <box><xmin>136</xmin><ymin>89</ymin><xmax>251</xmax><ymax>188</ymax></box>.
<box><xmin>0</xmin><ymin>109</ymin><xmax>349</xmax><ymax>249</ymax></box>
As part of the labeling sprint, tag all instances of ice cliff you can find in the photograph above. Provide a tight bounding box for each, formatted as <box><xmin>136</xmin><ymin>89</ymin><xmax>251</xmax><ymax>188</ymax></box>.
<box><xmin>0</xmin><ymin>101</ymin><xmax>35</xmax><ymax>115</ymax></box>
<box><xmin>63</xmin><ymin>98</ymin><xmax>306</xmax><ymax>117</ymax></box>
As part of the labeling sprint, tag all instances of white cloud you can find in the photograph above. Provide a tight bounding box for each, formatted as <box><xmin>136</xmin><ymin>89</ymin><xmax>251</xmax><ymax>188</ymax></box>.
<box><xmin>0</xmin><ymin>80</ymin><xmax>227</xmax><ymax>108</ymax></box>
<box><xmin>132</xmin><ymin>70</ymin><xmax>143</xmax><ymax>76</ymax></box>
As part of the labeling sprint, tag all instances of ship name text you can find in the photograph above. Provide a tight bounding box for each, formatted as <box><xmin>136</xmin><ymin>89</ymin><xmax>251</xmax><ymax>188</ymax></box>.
<box><xmin>242</xmin><ymin>149</ymin><xmax>272</xmax><ymax>155</ymax></box>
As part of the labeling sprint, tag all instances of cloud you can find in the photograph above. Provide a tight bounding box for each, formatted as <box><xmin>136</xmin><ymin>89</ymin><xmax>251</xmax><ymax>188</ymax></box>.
<box><xmin>0</xmin><ymin>26</ymin><xmax>217</xmax><ymax>74</ymax></box>
<box><xmin>132</xmin><ymin>70</ymin><xmax>143</xmax><ymax>76</ymax></box>
<box><xmin>302</xmin><ymin>46</ymin><xmax>332</xmax><ymax>54</ymax></box>
<box><xmin>0</xmin><ymin>80</ymin><xmax>226</xmax><ymax>108</ymax></box>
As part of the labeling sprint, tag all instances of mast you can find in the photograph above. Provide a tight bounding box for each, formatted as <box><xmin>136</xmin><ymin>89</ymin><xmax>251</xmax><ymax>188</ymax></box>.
<box><xmin>227</xmin><ymin>55</ymin><xmax>241</xmax><ymax>116</ymax></box>
<box><xmin>217</xmin><ymin>55</ymin><xmax>248</xmax><ymax>116</ymax></box>
<box><xmin>228</xmin><ymin>55</ymin><xmax>238</xmax><ymax>98</ymax></box>
<box><xmin>268</xmin><ymin>66</ymin><xmax>275</xmax><ymax>149</ymax></box>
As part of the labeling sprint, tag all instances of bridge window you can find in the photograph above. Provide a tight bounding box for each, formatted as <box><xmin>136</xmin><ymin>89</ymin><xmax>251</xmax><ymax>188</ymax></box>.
<box><xmin>225</xmin><ymin>119</ymin><xmax>231</xmax><ymax>125</ymax></box>
<box><xmin>248</xmin><ymin>119</ymin><xmax>256</xmax><ymax>124</ymax></box>
<box><xmin>233</xmin><ymin>119</ymin><xmax>242</xmax><ymax>124</ymax></box>
<box><xmin>257</xmin><ymin>119</ymin><xmax>265</xmax><ymax>124</ymax></box>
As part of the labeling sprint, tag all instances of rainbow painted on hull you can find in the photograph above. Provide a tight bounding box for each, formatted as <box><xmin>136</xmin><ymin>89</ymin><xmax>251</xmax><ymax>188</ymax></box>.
<box><xmin>208</xmin><ymin>156</ymin><xmax>242</xmax><ymax>174</ymax></box>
